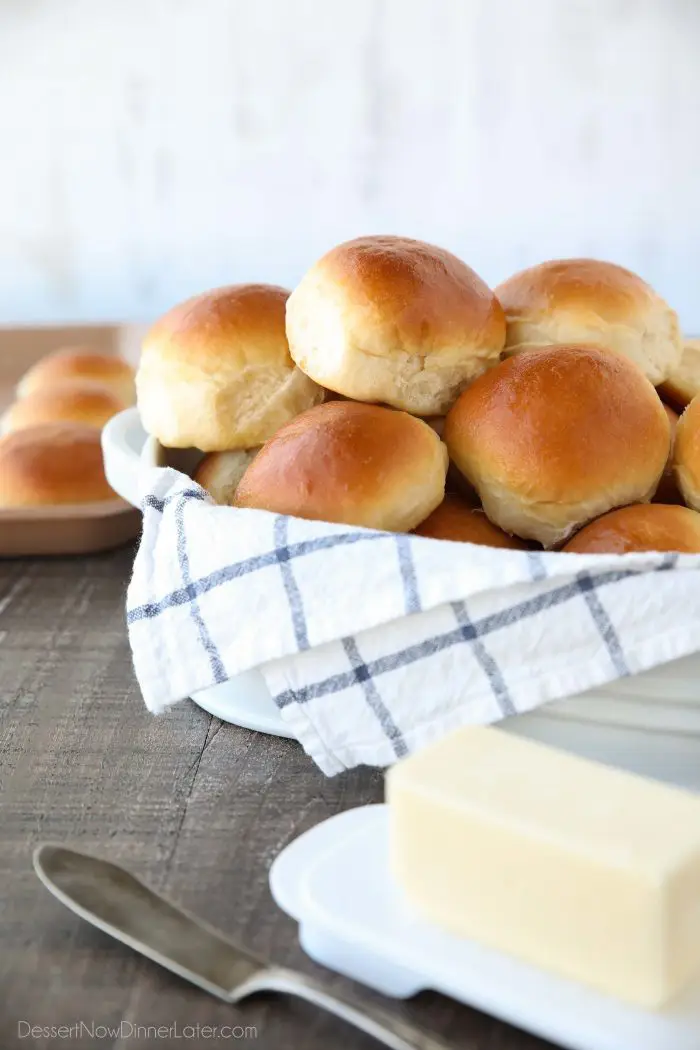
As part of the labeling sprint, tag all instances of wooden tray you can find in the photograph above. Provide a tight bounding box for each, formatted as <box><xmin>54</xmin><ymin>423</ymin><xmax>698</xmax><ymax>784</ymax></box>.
<box><xmin>0</xmin><ymin>501</ymin><xmax>141</xmax><ymax>557</ymax></box>
<box><xmin>0</xmin><ymin>322</ymin><xmax>146</xmax><ymax>557</ymax></box>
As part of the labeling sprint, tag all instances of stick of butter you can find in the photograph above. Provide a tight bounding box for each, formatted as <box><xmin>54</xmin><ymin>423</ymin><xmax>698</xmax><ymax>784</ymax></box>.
<box><xmin>386</xmin><ymin>726</ymin><xmax>700</xmax><ymax>1009</ymax></box>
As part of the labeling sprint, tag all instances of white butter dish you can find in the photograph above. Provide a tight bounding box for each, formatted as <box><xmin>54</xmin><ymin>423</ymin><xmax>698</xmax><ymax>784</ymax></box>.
<box><xmin>269</xmin><ymin>805</ymin><xmax>700</xmax><ymax>1050</ymax></box>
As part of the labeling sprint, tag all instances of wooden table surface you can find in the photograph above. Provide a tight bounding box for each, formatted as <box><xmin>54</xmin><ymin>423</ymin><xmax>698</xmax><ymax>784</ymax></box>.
<box><xmin>0</xmin><ymin>545</ymin><xmax>552</xmax><ymax>1050</ymax></box>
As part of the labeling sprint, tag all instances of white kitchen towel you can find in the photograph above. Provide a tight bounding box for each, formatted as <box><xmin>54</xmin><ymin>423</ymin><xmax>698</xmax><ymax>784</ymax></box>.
<box><xmin>127</xmin><ymin>466</ymin><xmax>700</xmax><ymax>775</ymax></box>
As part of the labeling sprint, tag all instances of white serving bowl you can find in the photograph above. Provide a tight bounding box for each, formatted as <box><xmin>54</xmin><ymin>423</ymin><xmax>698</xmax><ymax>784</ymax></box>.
<box><xmin>103</xmin><ymin>408</ymin><xmax>700</xmax><ymax>790</ymax></box>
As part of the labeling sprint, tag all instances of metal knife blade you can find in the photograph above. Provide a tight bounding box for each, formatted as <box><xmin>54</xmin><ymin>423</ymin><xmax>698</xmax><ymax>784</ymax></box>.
<box><xmin>33</xmin><ymin>843</ymin><xmax>262</xmax><ymax>1001</ymax></box>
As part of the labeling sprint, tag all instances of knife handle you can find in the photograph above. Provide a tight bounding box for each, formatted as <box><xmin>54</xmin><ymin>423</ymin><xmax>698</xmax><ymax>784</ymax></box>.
<box><xmin>233</xmin><ymin>966</ymin><xmax>453</xmax><ymax>1050</ymax></box>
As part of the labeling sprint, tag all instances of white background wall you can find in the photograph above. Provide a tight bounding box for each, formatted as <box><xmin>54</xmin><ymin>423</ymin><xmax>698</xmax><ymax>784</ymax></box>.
<box><xmin>0</xmin><ymin>0</ymin><xmax>698</xmax><ymax>330</ymax></box>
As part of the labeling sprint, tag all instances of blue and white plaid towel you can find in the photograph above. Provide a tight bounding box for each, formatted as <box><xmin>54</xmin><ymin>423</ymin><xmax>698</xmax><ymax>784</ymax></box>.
<box><xmin>127</xmin><ymin>466</ymin><xmax>700</xmax><ymax>775</ymax></box>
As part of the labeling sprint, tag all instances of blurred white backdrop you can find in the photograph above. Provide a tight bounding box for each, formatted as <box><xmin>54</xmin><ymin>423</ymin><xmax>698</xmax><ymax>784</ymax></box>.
<box><xmin>0</xmin><ymin>0</ymin><xmax>698</xmax><ymax>329</ymax></box>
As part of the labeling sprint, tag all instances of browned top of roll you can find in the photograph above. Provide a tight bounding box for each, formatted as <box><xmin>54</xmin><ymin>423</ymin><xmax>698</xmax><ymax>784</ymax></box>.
<box><xmin>496</xmin><ymin>258</ymin><xmax>658</xmax><ymax>323</ymax></box>
<box><xmin>234</xmin><ymin>400</ymin><xmax>448</xmax><ymax>532</ymax></box>
<box><xmin>494</xmin><ymin>258</ymin><xmax>681</xmax><ymax>386</ymax></box>
<box><xmin>563</xmin><ymin>504</ymin><xmax>700</xmax><ymax>554</ymax></box>
<box><xmin>3</xmin><ymin>382</ymin><xmax>126</xmax><ymax>434</ymax></box>
<box><xmin>18</xmin><ymin>348</ymin><xmax>135</xmax><ymax>403</ymax></box>
<box><xmin>0</xmin><ymin>423</ymin><xmax>116</xmax><ymax>506</ymax></box>
<box><xmin>313</xmin><ymin>236</ymin><xmax>505</xmax><ymax>355</ymax></box>
<box><xmin>141</xmin><ymin>283</ymin><xmax>292</xmax><ymax>373</ymax></box>
<box><xmin>414</xmin><ymin>495</ymin><xmax>528</xmax><ymax>549</ymax></box>
<box><xmin>444</xmin><ymin>345</ymin><xmax>669</xmax><ymax>506</ymax></box>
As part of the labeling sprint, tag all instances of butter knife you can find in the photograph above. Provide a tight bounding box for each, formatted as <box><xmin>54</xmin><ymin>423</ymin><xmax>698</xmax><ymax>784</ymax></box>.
<box><xmin>33</xmin><ymin>843</ymin><xmax>451</xmax><ymax>1050</ymax></box>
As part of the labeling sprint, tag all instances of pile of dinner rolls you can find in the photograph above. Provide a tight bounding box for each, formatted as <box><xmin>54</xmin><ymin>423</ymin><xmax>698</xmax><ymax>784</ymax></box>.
<box><xmin>0</xmin><ymin>349</ymin><xmax>135</xmax><ymax>507</ymax></box>
<box><xmin>135</xmin><ymin>235</ymin><xmax>700</xmax><ymax>555</ymax></box>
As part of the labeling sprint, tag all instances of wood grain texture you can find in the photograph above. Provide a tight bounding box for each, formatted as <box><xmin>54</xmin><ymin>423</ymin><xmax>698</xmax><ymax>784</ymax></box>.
<box><xmin>0</xmin><ymin>548</ymin><xmax>552</xmax><ymax>1049</ymax></box>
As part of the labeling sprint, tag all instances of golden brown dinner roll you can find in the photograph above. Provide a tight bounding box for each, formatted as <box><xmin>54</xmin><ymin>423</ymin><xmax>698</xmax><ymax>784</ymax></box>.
<box><xmin>235</xmin><ymin>401</ymin><xmax>448</xmax><ymax>531</ymax></box>
<box><xmin>2</xmin><ymin>382</ymin><xmax>126</xmax><ymax>435</ymax></box>
<box><xmin>444</xmin><ymin>345</ymin><xmax>671</xmax><ymax>548</ymax></box>
<box><xmin>562</xmin><ymin>504</ymin><xmax>700</xmax><ymax>555</ymax></box>
<box><xmin>414</xmin><ymin>494</ymin><xmax>528</xmax><ymax>549</ymax></box>
<box><xmin>0</xmin><ymin>423</ymin><xmax>116</xmax><ymax>506</ymax></box>
<box><xmin>653</xmin><ymin>404</ymin><xmax>683</xmax><ymax>505</ymax></box>
<box><xmin>659</xmin><ymin>338</ymin><xmax>700</xmax><ymax>410</ymax></box>
<box><xmin>286</xmin><ymin>235</ymin><xmax>506</xmax><ymax>416</ymax></box>
<box><xmin>137</xmin><ymin>284</ymin><xmax>324</xmax><ymax>451</ymax></box>
<box><xmin>674</xmin><ymin>395</ymin><xmax>700</xmax><ymax>511</ymax></box>
<box><xmin>193</xmin><ymin>448</ymin><xmax>260</xmax><ymax>505</ymax></box>
<box><xmin>495</xmin><ymin>259</ymin><xmax>682</xmax><ymax>385</ymax></box>
<box><xmin>18</xmin><ymin>348</ymin><xmax>135</xmax><ymax>405</ymax></box>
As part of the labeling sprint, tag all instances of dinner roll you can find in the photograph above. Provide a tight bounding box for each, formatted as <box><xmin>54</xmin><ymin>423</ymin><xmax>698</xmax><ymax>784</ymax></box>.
<box><xmin>286</xmin><ymin>235</ymin><xmax>506</xmax><ymax>416</ymax></box>
<box><xmin>235</xmin><ymin>401</ymin><xmax>448</xmax><ymax>531</ymax></box>
<box><xmin>137</xmin><ymin>284</ymin><xmax>324</xmax><ymax>451</ymax></box>
<box><xmin>444</xmin><ymin>345</ymin><xmax>671</xmax><ymax>548</ymax></box>
<box><xmin>674</xmin><ymin>394</ymin><xmax>700</xmax><ymax>511</ymax></box>
<box><xmin>653</xmin><ymin>404</ymin><xmax>683</xmax><ymax>505</ymax></box>
<box><xmin>563</xmin><ymin>504</ymin><xmax>700</xmax><ymax>555</ymax></box>
<box><xmin>193</xmin><ymin>449</ymin><xmax>260</xmax><ymax>505</ymax></box>
<box><xmin>0</xmin><ymin>423</ymin><xmax>116</xmax><ymax>506</ymax></box>
<box><xmin>414</xmin><ymin>494</ymin><xmax>528</xmax><ymax>549</ymax></box>
<box><xmin>659</xmin><ymin>338</ymin><xmax>700</xmax><ymax>410</ymax></box>
<box><xmin>18</xmin><ymin>348</ymin><xmax>135</xmax><ymax>405</ymax></box>
<box><xmin>2</xmin><ymin>383</ymin><xmax>126</xmax><ymax>434</ymax></box>
<box><xmin>495</xmin><ymin>259</ymin><xmax>682</xmax><ymax>385</ymax></box>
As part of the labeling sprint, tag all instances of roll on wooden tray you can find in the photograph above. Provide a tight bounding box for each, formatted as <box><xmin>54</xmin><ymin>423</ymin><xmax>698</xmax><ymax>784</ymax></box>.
<box><xmin>0</xmin><ymin>336</ymin><xmax>140</xmax><ymax>556</ymax></box>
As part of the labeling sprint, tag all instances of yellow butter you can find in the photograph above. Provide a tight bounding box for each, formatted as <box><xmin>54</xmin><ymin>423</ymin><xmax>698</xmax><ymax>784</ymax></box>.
<box><xmin>386</xmin><ymin>726</ymin><xmax>700</xmax><ymax>1009</ymax></box>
